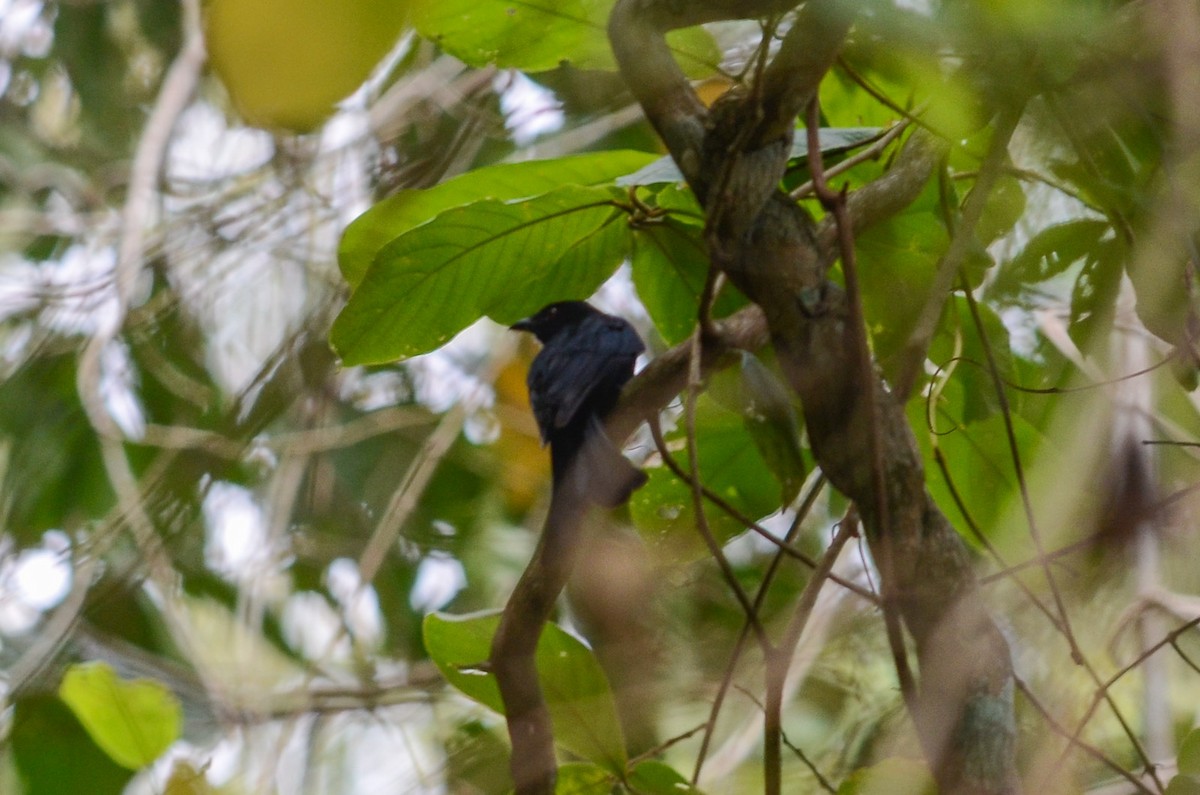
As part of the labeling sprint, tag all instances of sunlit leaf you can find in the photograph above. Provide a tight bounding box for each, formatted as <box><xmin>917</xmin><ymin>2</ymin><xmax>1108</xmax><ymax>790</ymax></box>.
<box><xmin>331</xmin><ymin>186</ymin><xmax>632</xmax><ymax>364</ymax></box>
<box><xmin>631</xmin><ymin>218</ymin><xmax>711</xmax><ymax>345</ymax></box>
<box><xmin>58</xmin><ymin>662</ymin><xmax>182</xmax><ymax>770</ymax></box>
<box><xmin>340</xmin><ymin>151</ymin><xmax>657</xmax><ymax>289</ymax></box>
<box><xmin>423</xmin><ymin>611</ymin><xmax>628</xmax><ymax>772</ymax></box>
<box><xmin>410</xmin><ymin>0</ymin><xmax>719</xmax><ymax>75</ymax></box>
<box><xmin>555</xmin><ymin>761</ymin><xmax>615</xmax><ymax>793</ymax></box>
<box><xmin>630</xmin><ymin>396</ymin><xmax>781</xmax><ymax>559</ymax></box>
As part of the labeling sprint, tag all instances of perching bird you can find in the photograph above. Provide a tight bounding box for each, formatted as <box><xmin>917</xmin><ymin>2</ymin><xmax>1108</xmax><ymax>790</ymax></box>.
<box><xmin>511</xmin><ymin>301</ymin><xmax>648</xmax><ymax>507</ymax></box>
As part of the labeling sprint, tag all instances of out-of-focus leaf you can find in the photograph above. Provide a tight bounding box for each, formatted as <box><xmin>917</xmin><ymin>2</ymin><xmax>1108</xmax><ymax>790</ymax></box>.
<box><xmin>340</xmin><ymin>151</ymin><xmax>656</xmax><ymax>290</ymax></box>
<box><xmin>738</xmin><ymin>352</ymin><xmax>806</xmax><ymax>504</ymax></box>
<box><xmin>1068</xmin><ymin>234</ymin><xmax>1123</xmax><ymax>352</ymax></box>
<box><xmin>423</xmin><ymin>611</ymin><xmax>627</xmax><ymax>773</ymax></box>
<box><xmin>331</xmin><ymin>186</ymin><xmax>631</xmax><ymax>364</ymax></box>
<box><xmin>12</xmin><ymin>695</ymin><xmax>133</xmax><ymax>795</ymax></box>
<box><xmin>53</xmin><ymin>4</ymin><xmax>134</xmax><ymax>150</ymax></box>
<box><xmin>163</xmin><ymin>761</ymin><xmax>216</xmax><ymax>795</ymax></box>
<box><xmin>927</xmin><ymin>297</ymin><xmax>1016</xmax><ymax>425</ymax></box>
<box><xmin>1167</xmin><ymin>776</ymin><xmax>1200</xmax><ymax>795</ymax></box>
<box><xmin>913</xmin><ymin>397</ymin><xmax>1045</xmax><ymax>552</ymax></box>
<box><xmin>856</xmin><ymin>176</ymin><xmax>945</xmax><ymax>378</ymax></box>
<box><xmin>58</xmin><ymin>662</ymin><xmax>182</xmax><ymax>770</ymax></box>
<box><xmin>206</xmin><ymin>0</ymin><xmax>407</xmax><ymax>131</ymax></box>
<box><xmin>837</xmin><ymin>757</ymin><xmax>936</xmax><ymax>795</ymax></box>
<box><xmin>988</xmin><ymin>219</ymin><xmax>1111</xmax><ymax>300</ymax></box>
<box><xmin>626</xmin><ymin>759</ymin><xmax>703</xmax><ymax>793</ymax></box>
<box><xmin>630</xmin><ymin>396</ymin><xmax>781</xmax><ymax>559</ymax></box>
<box><xmin>975</xmin><ymin>173</ymin><xmax>1027</xmax><ymax>245</ymax></box>
<box><xmin>617</xmin><ymin>128</ymin><xmax>881</xmax><ymax>187</ymax></box>
<box><xmin>445</xmin><ymin>720</ymin><xmax>513</xmax><ymax>794</ymax></box>
<box><xmin>410</xmin><ymin>0</ymin><xmax>719</xmax><ymax>75</ymax></box>
<box><xmin>555</xmin><ymin>762</ymin><xmax>615</xmax><ymax>793</ymax></box>
<box><xmin>0</xmin><ymin>354</ymin><xmax>113</xmax><ymax>540</ymax></box>
<box><xmin>1179</xmin><ymin>728</ymin><xmax>1200</xmax><ymax>776</ymax></box>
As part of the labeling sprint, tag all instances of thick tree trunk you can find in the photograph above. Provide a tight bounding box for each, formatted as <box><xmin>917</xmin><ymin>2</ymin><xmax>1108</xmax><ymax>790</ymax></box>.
<box><xmin>608</xmin><ymin>1</ymin><xmax>1021</xmax><ymax>792</ymax></box>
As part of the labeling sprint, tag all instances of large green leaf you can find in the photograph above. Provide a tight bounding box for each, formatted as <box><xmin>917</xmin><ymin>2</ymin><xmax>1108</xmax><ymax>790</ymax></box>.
<box><xmin>410</xmin><ymin>0</ymin><xmax>719</xmax><ymax>75</ymax></box>
<box><xmin>58</xmin><ymin>662</ymin><xmax>182</xmax><ymax>770</ymax></box>
<box><xmin>856</xmin><ymin>176</ymin><xmax>945</xmax><ymax>378</ymax></box>
<box><xmin>630</xmin><ymin>217</ymin><xmax>714</xmax><ymax>345</ymax></box>
<box><xmin>340</xmin><ymin>151</ymin><xmax>658</xmax><ymax>290</ymax></box>
<box><xmin>423</xmin><ymin>611</ymin><xmax>628</xmax><ymax>773</ymax></box>
<box><xmin>913</xmin><ymin>395</ymin><xmax>1046</xmax><ymax>551</ymax></box>
<box><xmin>331</xmin><ymin>186</ymin><xmax>632</xmax><ymax>364</ymax></box>
<box><xmin>630</xmin><ymin>396</ymin><xmax>782</xmax><ymax>559</ymax></box>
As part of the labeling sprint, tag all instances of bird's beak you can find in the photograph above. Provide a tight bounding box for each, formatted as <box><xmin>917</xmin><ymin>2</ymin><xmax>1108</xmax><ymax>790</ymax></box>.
<box><xmin>510</xmin><ymin>317</ymin><xmax>533</xmax><ymax>332</ymax></box>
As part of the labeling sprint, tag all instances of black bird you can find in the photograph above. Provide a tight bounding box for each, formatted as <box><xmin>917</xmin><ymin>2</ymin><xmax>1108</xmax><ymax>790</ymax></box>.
<box><xmin>511</xmin><ymin>301</ymin><xmax>648</xmax><ymax>507</ymax></box>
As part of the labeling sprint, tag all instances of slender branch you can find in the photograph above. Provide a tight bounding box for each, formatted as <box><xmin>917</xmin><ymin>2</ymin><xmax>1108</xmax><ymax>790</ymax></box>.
<box><xmin>764</xmin><ymin>510</ymin><xmax>855</xmax><ymax>795</ymax></box>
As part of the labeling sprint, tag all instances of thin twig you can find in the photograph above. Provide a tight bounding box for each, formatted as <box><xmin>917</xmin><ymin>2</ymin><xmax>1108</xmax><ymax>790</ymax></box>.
<box><xmin>1016</xmin><ymin>678</ymin><xmax>1156</xmax><ymax>795</ymax></box>
<box><xmin>690</xmin><ymin>473</ymin><xmax>828</xmax><ymax>785</ymax></box>
<box><xmin>789</xmin><ymin>120</ymin><xmax>910</xmax><ymax>200</ymax></box>
<box><xmin>764</xmin><ymin>510</ymin><xmax>856</xmax><ymax>795</ymax></box>
<box><xmin>677</xmin><ymin>339</ymin><xmax>769</xmax><ymax>649</ymax></box>
<box><xmin>358</xmin><ymin>404</ymin><xmax>466</xmax><ymax>585</ymax></box>
<box><xmin>650</xmin><ymin>429</ymin><xmax>873</xmax><ymax>601</ymax></box>
<box><xmin>805</xmin><ymin>97</ymin><xmax>916</xmax><ymax>710</ymax></box>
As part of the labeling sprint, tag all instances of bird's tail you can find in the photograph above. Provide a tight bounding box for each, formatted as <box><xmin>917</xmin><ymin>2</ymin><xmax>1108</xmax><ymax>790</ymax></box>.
<box><xmin>557</xmin><ymin>419</ymin><xmax>648</xmax><ymax>508</ymax></box>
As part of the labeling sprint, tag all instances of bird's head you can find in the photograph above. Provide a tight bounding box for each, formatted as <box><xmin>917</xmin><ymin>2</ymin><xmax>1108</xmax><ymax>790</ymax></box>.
<box><xmin>510</xmin><ymin>301</ymin><xmax>598</xmax><ymax>343</ymax></box>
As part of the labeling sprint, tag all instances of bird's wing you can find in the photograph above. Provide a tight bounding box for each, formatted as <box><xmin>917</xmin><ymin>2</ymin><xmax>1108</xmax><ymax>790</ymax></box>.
<box><xmin>527</xmin><ymin>317</ymin><xmax>642</xmax><ymax>438</ymax></box>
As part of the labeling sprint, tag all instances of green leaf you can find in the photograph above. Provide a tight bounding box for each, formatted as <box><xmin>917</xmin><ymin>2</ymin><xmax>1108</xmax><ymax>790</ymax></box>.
<box><xmin>410</xmin><ymin>0</ymin><xmax>719</xmax><ymax>75</ymax></box>
<box><xmin>555</xmin><ymin>762</ymin><xmax>615</xmax><ymax>794</ymax></box>
<box><xmin>340</xmin><ymin>151</ymin><xmax>658</xmax><ymax>290</ymax></box>
<box><xmin>913</xmin><ymin>400</ymin><xmax>1046</xmax><ymax>552</ymax></box>
<box><xmin>975</xmin><ymin>173</ymin><xmax>1027</xmax><ymax>245</ymax></box>
<box><xmin>630</xmin><ymin>218</ymin><xmax>711</xmax><ymax>345</ymax></box>
<box><xmin>630</xmin><ymin>396</ymin><xmax>782</xmax><ymax>559</ymax></box>
<box><xmin>738</xmin><ymin>352</ymin><xmax>807</xmax><ymax>504</ymax></box>
<box><xmin>423</xmin><ymin>611</ymin><xmax>628</xmax><ymax>773</ymax></box>
<box><xmin>331</xmin><ymin>186</ymin><xmax>631</xmax><ymax>364</ymax></box>
<box><xmin>837</xmin><ymin>757</ymin><xmax>936</xmax><ymax>795</ymax></box>
<box><xmin>856</xmin><ymin>177</ymin><xmax>945</xmax><ymax>378</ymax></box>
<box><xmin>1068</xmin><ymin>233</ymin><xmax>1123</xmax><ymax>352</ymax></box>
<box><xmin>617</xmin><ymin>127</ymin><xmax>881</xmax><ymax>187</ymax></box>
<box><xmin>58</xmin><ymin>662</ymin><xmax>182</xmax><ymax>770</ymax></box>
<box><xmin>1167</xmin><ymin>775</ymin><xmax>1200</xmax><ymax>795</ymax></box>
<box><xmin>12</xmin><ymin>695</ymin><xmax>133</xmax><ymax>795</ymax></box>
<box><xmin>1179</xmin><ymin>728</ymin><xmax>1200</xmax><ymax>776</ymax></box>
<box><xmin>626</xmin><ymin>759</ymin><xmax>703</xmax><ymax>794</ymax></box>
<box><xmin>989</xmin><ymin>219</ymin><xmax>1111</xmax><ymax>300</ymax></box>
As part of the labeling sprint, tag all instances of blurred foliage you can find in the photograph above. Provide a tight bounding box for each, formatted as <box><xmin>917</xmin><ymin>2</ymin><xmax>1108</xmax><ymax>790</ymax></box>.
<box><xmin>0</xmin><ymin>0</ymin><xmax>1199</xmax><ymax>793</ymax></box>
